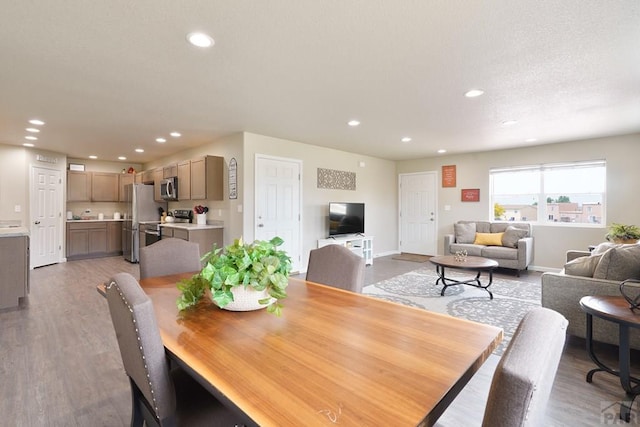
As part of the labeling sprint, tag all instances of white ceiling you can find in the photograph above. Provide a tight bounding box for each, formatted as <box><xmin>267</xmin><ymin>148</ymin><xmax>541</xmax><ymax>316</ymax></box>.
<box><xmin>1</xmin><ymin>1</ymin><xmax>639</xmax><ymax>163</ymax></box>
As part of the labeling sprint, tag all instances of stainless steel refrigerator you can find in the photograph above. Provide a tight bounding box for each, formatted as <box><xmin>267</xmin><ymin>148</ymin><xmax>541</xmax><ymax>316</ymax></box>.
<box><xmin>122</xmin><ymin>184</ymin><xmax>166</xmax><ymax>262</ymax></box>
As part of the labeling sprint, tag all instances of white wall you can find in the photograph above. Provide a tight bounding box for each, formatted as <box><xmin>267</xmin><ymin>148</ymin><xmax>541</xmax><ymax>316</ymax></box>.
<box><xmin>0</xmin><ymin>145</ymin><xmax>28</xmax><ymax>223</ymax></box>
<box><xmin>397</xmin><ymin>133</ymin><xmax>640</xmax><ymax>269</ymax></box>
<box><xmin>242</xmin><ymin>132</ymin><xmax>398</xmax><ymax>272</ymax></box>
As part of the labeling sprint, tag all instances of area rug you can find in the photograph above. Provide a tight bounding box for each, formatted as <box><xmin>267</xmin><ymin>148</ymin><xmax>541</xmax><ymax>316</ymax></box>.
<box><xmin>363</xmin><ymin>267</ymin><xmax>541</xmax><ymax>355</ymax></box>
<box><xmin>391</xmin><ymin>253</ymin><xmax>432</xmax><ymax>263</ymax></box>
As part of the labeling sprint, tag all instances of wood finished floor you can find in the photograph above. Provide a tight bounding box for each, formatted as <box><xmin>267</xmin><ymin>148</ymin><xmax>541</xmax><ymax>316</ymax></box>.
<box><xmin>1</xmin><ymin>255</ymin><xmax>638</xmax><ymax>426</ymax></box>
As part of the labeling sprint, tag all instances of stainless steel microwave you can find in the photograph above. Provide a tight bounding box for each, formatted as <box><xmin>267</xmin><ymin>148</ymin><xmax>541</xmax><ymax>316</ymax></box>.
<box><xmin>161</xmin><ymin>177</ymin><xmax>178</xmax><ymax>200</ymax></box>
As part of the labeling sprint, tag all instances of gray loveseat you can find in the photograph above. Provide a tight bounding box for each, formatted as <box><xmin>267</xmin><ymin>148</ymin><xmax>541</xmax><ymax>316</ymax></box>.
<box><xmin>443</xmin><ymin>220</ymin><xmax>533</xmax><ymax>275</ymax></box>
<box><xmin>541</xmin><ymin>243</ymin><xmax>640</xmax><ymax>350</ymax></box>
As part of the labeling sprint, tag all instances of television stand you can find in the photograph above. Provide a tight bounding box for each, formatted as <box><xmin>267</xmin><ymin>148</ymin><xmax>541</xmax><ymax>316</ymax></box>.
<box><xmin>317</xmin><ymin>235</ymin><xmax>374</xmax><ymax>266</ymax></box>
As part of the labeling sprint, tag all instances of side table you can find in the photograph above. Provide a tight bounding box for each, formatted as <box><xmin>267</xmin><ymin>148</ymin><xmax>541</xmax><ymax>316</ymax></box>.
<box><xmin>579</xmin><ymin>295</ymin><xmax>640</xmax><ymax>422</ymax></box>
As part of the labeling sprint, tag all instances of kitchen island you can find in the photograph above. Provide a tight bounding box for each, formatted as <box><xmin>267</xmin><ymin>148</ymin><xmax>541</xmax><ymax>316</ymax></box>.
<box><xmin>0</xmin><ymin>226</ymin><xmax>29</xmax><ymax>309</ymax></box>
<box><xmin>159</xmin><ymin>222</ymin><xmax>223</xmax><ymax>257</ymax></box>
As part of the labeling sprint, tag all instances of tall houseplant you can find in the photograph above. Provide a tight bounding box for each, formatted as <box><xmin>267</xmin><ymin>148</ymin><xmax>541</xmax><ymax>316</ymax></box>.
<box><xmin>176</xmin><ymin>236</ymin><xmax>291</xmax><ymax>316</ymax></box>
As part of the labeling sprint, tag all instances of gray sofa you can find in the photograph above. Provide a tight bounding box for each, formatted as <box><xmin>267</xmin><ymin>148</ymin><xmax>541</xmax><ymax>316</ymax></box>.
<box><xmin>443</xmin><ymin>220</ymin><xmax>533</xmax><ymax>274</ymax></box>
<box><xmin>541</xmin><ymin>244</ymin><xmax>640</xmax><ymax>350</ymax></box>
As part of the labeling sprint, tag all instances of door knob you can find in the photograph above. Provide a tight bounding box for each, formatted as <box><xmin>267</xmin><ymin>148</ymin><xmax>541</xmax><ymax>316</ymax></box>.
<box><xmin>258</xmin><ymin>224</ymin><xmax>264</xmax><ymax>228</ymax></box>
<box><xmin>35</xmin><ymin>221</ymin><xmax>41</xmax><ymax>225</ymax></box>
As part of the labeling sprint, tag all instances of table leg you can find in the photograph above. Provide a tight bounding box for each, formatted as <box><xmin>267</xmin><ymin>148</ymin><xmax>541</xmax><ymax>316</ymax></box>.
<box><xmin>436</xmin><ymin>267</ymin><xmax>493</xmax><ymax>299</ymax></box>
<box><xmin>618</xmin><ymin>324</ymin><xmax>640</xmax><ymax>422</ymax></box>
<box><xmin>585</xmin><ymin>313</ymin><xmax>618</xmax><ymax>382</ymax></box>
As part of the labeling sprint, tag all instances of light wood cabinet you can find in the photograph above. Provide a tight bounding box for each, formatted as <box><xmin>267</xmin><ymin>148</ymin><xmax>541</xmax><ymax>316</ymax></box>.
<box><xmin>67</xmin><ymin>221</ymin><xmax>122</xmax><ymax>260</ymax></box>
<box><xmin>119</xmin><ymin>174</ymin><xmax>135</xmax><ymax>202</ymax></box>
<box><xmin>0</xmin><ymin>235</ymin><xmax>29</xmax><ymax>309</ymax></box>
<box><xmin>134</xmin><ymin>172</ymin><xmax>144</xmax><ymax>184</ymax></box>
<box><xmin>177</xmin><ymin>160</ymin><xmax>191</xmax><ymax>201</ymax></box>
<box><xmin>153</xmin><ymin>168</ymin><xmax>164</xmax><ymax>202</ymax></box>
<box><xmin>67</xmin><ymin>171</ymin><xmax>92</xmax><ymax>202</ymax></box>
<box><xmin>191</xmin><ymin>156</ymin><xmax>224</xmax><ymax>200</ymax></box>
<box><xmin>91</xmin><ymin>172</ymin><xmax>119</xmax><ymax>202</ymax></box>
<box><xmin>163</xmin><ymin>164</ymin><xmax>178</xmax><ymax>178</ymax></box>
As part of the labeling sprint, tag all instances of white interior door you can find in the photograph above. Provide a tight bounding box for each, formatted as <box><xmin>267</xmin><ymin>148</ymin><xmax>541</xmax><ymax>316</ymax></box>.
<box><xmin>30</xmin><ymin>166</ymin><xmax>62</xmax><ymax>268</ymax></box>
<box><xmin>255</xmin><ymin>155</ymin><xmax>302</xmax><ymax>272</ymax></box>
<box><xmin>399</xmin><ymin>172</ymin><xmax>437</xmax><ymax>255</ymax></box>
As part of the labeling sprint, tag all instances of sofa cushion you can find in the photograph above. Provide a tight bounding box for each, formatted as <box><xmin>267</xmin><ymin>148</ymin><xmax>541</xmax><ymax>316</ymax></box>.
<box><xmin>454</xmin><ymin>222</ymin><xmax>476</xmax><ymax>244</ymax></box>
<box><xmin>564</xmin><ymin>255</ymin><xmax>602</xmax><ymax>277</ymax></box>
<box><xmin>502</xmin><ymin>226</ymin><xmax>529</xmax><ymax>248</ymax></box>
<box><xmin>474</xmin><ymin>232</ymin><xmax>504</xmax><ymax>246</ymax></box>
<box><xmin>482</xmin><ymin>246</ymin><xmax>518</xmax><ymax>260</ymax></box>
<box><xmin>449</xmin><ymin>243</ymin><xmax>484</xmax><ymax>257</ymax></box>
<box><xmin>591</xmin><ymin>242</ymin><xmax>622</xmax><ymax>255</ymax></box>
<box><xmin>593</xmin><ymin>245</ymin><xmax>640</xmax><ymax>281</ymax></box>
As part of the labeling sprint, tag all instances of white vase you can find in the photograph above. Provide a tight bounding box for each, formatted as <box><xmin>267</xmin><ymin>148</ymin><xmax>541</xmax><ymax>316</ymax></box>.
<box><xmin>217</xmin><ymin>286</ymin><xmax>275</xmax><ymax>311</ymax></box>
<box><xmin>196</xmin><ymin>213</ymin><xmax>207</xmax><ymax>225</ymax></box>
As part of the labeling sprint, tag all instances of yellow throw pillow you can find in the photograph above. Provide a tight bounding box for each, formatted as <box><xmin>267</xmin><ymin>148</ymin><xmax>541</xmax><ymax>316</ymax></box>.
<box><xmin>474</xmin><ymin>232</ymin><xmax>504</xmax><ymax>246</ymax></box>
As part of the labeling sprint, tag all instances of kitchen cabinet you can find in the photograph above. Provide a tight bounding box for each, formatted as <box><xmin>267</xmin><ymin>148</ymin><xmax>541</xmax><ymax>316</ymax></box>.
<box><xmin>163</xmin><ymin>164</ymin><xmax>178</xmax><ymax>178</ymax></box>
<box><xmin>177</xmin><ymin>160</ymin><xmax>191</xmax><ymax>200</ymax></box>
<box><xmin>153</xmin><ymin>168</ymin><xmax>164</xmax><ymax>202</ymax></box>
<box><xmin>67</xmin><ymin>171</ymin><xmax>92</xmax><ymax>202</ymax></box>
<box><xmin>0</xmin><ymin>235</ymin><xmax>29</xmax><ymax>309</ymax></box>
<box><xmin>67</xmin><ymin>221</ymin><xmax>122</xmax><ymax>260</ymax></box>
<box><xmin>191</xmin><ymin>155</ymin><xmax>224</xmax><ymax>200</ymax></box>
<box><xmin>119</xmin><ymin>173</ymin><xmax>135</xmax><ymax>201</ymax></box>
<box><xmin>107</xmin><ymin>221</ymin><xmax>122</xmax><ymax>253</ymax></box>
<box><xmin>92</xmin><ymin>172</ymin><xmax>119</xmax><ymax>202</ymax></box>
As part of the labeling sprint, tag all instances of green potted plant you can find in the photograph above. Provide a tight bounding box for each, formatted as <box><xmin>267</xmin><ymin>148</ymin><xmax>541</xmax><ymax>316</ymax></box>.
<box><xmin>605</xmin><ymin>223</ymin><xmax>640</xmax><ymax>244</ymax></box>
<box><xmin>176</xmin><ymin>236</ymin><xmax>291</xmax><ymax>316</ymax></box>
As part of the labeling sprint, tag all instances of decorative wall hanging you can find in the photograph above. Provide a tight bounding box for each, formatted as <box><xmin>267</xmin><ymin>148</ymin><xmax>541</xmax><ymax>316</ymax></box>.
<box><xmin>317</xmin><ymin>168</ymin><xmax>356</xmax><ymax>191</ymax></box>
<box><xmin>442</xmin><ymin>165</ymin><xmax>456</xmax><ymax>187</ymax></box>
<box><xmin>228</xmin><ymin>158</ymin><xmax>237</xmax><ymax>199</ymax></box>
<box><xmin>461</xmin><ymin>188</ymin><xmax>480</xmax><ymax>202</ymax></box>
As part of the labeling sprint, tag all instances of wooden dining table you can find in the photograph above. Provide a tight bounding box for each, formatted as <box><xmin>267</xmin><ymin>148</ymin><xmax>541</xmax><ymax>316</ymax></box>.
<box><xmin>138</xmin><ymin>274</ymin><xmax>503</xmax><ymax>426</ymax></box>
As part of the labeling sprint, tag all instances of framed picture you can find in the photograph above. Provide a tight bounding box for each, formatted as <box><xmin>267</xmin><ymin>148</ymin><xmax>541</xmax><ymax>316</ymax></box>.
<box><xmin>69</xmin><ymin>163</ymin><xmax>85</xmax><ymax>171</ymax></box>
<box><xmin>461</xmin><ymin>188</ymin><xmax>480</xmax><ymax>202</ymax></box>
<box><xmin>442</xmin><ymin>165</ymin><xmax>456</xmax><ymax>187</ymax></box>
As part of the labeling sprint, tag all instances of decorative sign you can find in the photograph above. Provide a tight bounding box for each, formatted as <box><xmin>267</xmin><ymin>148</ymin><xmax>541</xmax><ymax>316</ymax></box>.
<box><xmin>317</xmin><ymin>168</ymin><xmax>356</xmax><ymax>191</ymax></box>
<box><xmin>461</xmin><ymin>188</ymin><xmax>480</xmax><ymax>202</ymax></box>
<box><xmin>37</xmin><ymin>154</ymin><xmax>59</xmax><ymax>164</ymax></box>
<box><xmin>69</xmin><ymin>163</ymin><xmax>85</xmax><ymax>171</ymax></box>
<box><xmin>442</xmin><ymin>165</ymin><xmax>456</xmax><ymax>187</ymax></box>
<box><xmin>228</xmin><ymin>158</ymin><xmax>237</xmax><ymax>199</ymax></box>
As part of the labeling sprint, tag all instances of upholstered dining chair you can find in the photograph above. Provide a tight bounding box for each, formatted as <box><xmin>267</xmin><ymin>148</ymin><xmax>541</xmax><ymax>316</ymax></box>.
<box><xmin>306</xmin><ymin>244</ymin><xmax>366</xmax><ymax>293</ymax></box>
<box><xmin>106</xmin><ymin>272</ymin><xmax>250</xmax><ymax>427</ymax></box>
<box><xmin>436</xmin><ymin>307</ymin><xmax>568</xmax><ymax>427</ymax></box>
<box><xmin>139</xmin><ymin>238</ymin><xmax>202</xmax><ymax>280</ymax></box>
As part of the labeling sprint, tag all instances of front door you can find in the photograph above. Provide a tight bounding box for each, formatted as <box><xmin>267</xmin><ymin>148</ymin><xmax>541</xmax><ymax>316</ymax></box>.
<box><xmin>399</xmin><ymin>172</ymin><xmax>437</xmax><ymax>255</ymax></box>
<box><xmin>30</xmin><ymin>166</ymin><xmax>62</xmax><ymax>268</ymax></box>
<box><xmin>255</xmin><ymin>155</ymin><xmax>302</xmax><ymax>272</ymax></box>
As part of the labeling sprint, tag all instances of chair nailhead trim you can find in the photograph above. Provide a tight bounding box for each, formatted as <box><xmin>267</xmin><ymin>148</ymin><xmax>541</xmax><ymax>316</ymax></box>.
<box><xmin>109</xmin><ymin>280</ymin><xmax>160</xmax><ymax>415</ymax></box>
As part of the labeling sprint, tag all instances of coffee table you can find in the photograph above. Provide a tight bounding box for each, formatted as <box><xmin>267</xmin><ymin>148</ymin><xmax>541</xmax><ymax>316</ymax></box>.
<box><xmin>430</xmin><ymin>255</ymin><xmax>499</xmax><ymax>299</ymax></box>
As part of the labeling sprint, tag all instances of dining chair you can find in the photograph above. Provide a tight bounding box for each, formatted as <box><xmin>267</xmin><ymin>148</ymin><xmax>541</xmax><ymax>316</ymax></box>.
<box><xmin>306</xmin><ymin>244</ymin><xmax>365</xmax><ymax>293</ymax></box>
<box><xmin>139</xmin><ymin>238</ymin><xmax>202</xmax><ymax>280</ymax></box>
<box><xmin>435</xmin><ymin>307</ymin><xmax>567</xmax><ymax>427</ymax></box>
<box><xmin>105</xmin><ymin>272</ymin><xmax>250</xmax><ymax>427</ymax></box>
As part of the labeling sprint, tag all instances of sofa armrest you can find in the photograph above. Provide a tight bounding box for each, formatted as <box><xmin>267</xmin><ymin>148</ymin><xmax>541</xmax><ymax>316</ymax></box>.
<box><xmin>566</xmin><ymin>250</ymin><xmax>590</xmax><ymax>262</ymax></box>
<box><xmin>444</xmin><ymin>234</ymin><xmax>455</xmax><ymax>255</ymax></box>
<box><xmin>516</xmin><ymin>237</ymin><xmax>534</xmax><ymax>269</ymax></box>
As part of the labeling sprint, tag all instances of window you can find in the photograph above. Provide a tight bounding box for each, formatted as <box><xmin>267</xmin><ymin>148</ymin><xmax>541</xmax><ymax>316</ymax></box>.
<box><xmin>490</xmin><ymin>160</ymin><xmax>606</xmax><ymax>224</ymax></box>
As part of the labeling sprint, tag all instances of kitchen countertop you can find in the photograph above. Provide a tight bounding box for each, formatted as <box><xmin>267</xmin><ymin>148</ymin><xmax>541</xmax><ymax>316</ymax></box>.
<box><xmin>0</xmin><ymin>226</ymin><xmax>30</xmax><ymax>237</ymax></box>
<box><xmin>159</xmin><ymin>222</ymin><xmax>223</xmax><ymax>230</ymax></box>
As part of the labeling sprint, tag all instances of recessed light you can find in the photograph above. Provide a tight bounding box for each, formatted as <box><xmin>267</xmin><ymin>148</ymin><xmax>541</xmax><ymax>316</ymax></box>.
<box><xmin>170</xmin><ymin>132</ymin><xmax>181</xmax><ymax>138</ymax></box>
<box><xmin>89</xmin><ymin>155</ymin><xmax>98</xmax><ymax>159</ymax></box>
<box><xmin>29</xmin><ymin>119</ymin><xmax>45</xmax><ymax>126</ymax></box>
<box><xmin>401</xmin><ymin>137</ymin><xmax>412</xmax><ymax>143</ymax></box>
<box><xmin>347</xmin><ymin>120</ymin><xmax>360</xmax><ymax>127</ymax></box>
<box><xmin>25</xmin><ymin>128</ymin><xmax>40</xmax><ymax>133</ymax></box>
<box><xmin>156</xmin><ymin>137</ymin><xmax>166</xmax><ymax>143</ymax></box>
<box><xmin>118</xmin><ymin>156</ymin><xmax>127</xmax><ymax>160</ymax></box>
<box><xmin>502</xmin><ymin>120</ymin><xmax>518</xmax><ymax>126</ymax></box>
<box><xmin>135</xmin><ymin>148</ymin><xmax>144</xmax><ymax>153</ymax></box>
<box><xmin>23</xmin><ymin>143</ymin><xmax>34</xmax><ymax>147</ymax></box>
<box><xmin>525</xmin><ymin>138</ymin><xmax>538</xmax><ymax>142</ymax></box>
<box><xmin>437</xmin><ymin>149</ymin><xmax>447</xmax><ymax>154</ymax></box>
<box><xmin>25</xmin><ymin>135</ymin><xmax>38</xmax><ymax>140</ymax></box>
<box><xmin>187</xmin><ymin>32</ymin><xmax>214</xmax><ymax>48</ymax></box>
<box><xmin>464</xmin><ymin>89</ymin><xmax>484</xmax><ymax>98</ymax></box>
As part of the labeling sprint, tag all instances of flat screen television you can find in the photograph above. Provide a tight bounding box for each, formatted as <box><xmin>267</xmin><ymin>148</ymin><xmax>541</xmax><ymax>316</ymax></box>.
<box><xmin>329</xmin><ymin>202</ymin><xmax>365</xmax><ymax>236</ymax></box>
